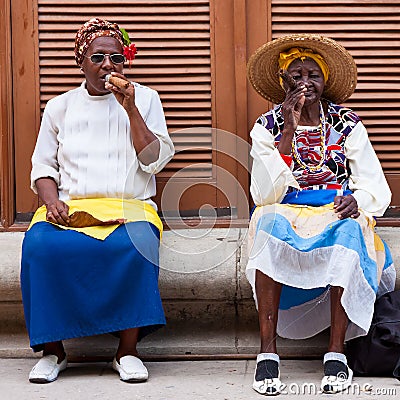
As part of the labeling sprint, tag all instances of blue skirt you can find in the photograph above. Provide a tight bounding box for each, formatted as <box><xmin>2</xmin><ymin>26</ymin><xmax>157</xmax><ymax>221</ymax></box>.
<box><xmin>21</xmin><ymin>221</ymin><xmax>165</xmax><ymax>351</ymax></box>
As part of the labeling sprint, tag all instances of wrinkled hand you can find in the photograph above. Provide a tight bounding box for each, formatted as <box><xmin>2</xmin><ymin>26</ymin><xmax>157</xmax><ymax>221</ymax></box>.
<box><xmin>334</xmin><ymin>194</ymin><xmax>360</xmax><ymax>219</ymax></box>
<box><xmin>281</xmin><ymin>80</ymin><xmax>307</xmax><ymax>133</ymax></box>
<box><xmin>46</xmin><ymin>200</ymin><xmax>70</xmax><ymax>226</ymax></box>
<box><xmin>105</xmin><ymin>72</ymin><xmax>136</xmax><ymax>114</ymax></box>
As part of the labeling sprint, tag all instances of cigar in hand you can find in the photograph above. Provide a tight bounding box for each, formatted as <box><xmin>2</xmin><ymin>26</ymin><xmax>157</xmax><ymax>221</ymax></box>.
<box><xmin>105</xmin><ymin>74</ymin><xmax>131</xmax><ymax>89</ymax></box>
<box><xmin>279</xmin><ymin>69</ymin><xmax>297</xmax><ymax>90</ymax></box>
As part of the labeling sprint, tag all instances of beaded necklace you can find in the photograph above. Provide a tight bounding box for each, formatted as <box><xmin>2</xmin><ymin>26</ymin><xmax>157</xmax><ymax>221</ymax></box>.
<box><xmin>291</xmin><ymin>102</ymin><xmax>326</xmax><ymax>172</ymax></box>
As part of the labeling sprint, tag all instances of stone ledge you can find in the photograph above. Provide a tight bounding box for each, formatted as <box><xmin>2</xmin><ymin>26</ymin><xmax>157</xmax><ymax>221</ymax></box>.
<box><xmin>0</xmin><ymin>228</ymin><xmax>250</xmax><ymax>302</ymax></box>
<box><xmin>1</xmin><ymin>227</ymin><xmax>399</xmax><ymax>331</ymax></box>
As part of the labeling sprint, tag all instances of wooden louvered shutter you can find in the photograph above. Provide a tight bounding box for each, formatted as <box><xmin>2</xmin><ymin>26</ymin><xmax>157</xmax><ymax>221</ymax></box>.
<box><xmin>271</xmin><ymin>0</ymin><xmax>400</xmax><ymax>211</ymax></box>
<box><xmin>38</xmin><ymin>0</ymin><xmax>214</xmax><ymax>214</ymax></box>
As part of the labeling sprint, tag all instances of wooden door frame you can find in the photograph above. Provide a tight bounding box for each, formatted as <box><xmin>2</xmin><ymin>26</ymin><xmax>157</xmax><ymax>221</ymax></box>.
<box><xmin>157</xmin><ymin>0</ymin><xmax>259</xmax><ymax>224</ymax></box>
<box><xmin>0</xmin><ymin>0</ymin><xmax>15</xmax><ymax>230</ymax></box>
<box><xmin>211</xmin><ymin>0</ymin><xmax>272</xmax><ymax>221</ymax></box>
<box><xmin>12</xmin><ymin>0</ymin><xmax>40</xmax><ymax>220</ymax></box>
<box><xmin>0</xmin><ymin>0</ymin><xmax>40</xmax><ymax>230</ymax></box>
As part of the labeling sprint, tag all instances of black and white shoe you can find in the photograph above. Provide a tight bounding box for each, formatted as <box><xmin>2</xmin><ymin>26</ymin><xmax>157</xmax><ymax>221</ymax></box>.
<box><xmin>253</xmin><ymin>353</ymin><xmax>282</xmax><ymax>396</ymax></box>
<box><xmin>321</xmin><ymin>352</ymin><xmax>353</xmax><ymax>394</ymax></box>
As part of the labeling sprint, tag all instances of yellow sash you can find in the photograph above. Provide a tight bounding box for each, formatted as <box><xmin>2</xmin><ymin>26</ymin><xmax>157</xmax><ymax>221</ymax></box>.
<box><xmin>28</xmin><ymin>198</ymin><xmax>162</xmax><ymax>241</ymax></box>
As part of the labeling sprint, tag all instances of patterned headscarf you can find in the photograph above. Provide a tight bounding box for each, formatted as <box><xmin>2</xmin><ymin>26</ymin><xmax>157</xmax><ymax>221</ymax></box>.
<box><xmin>74</xmin><ymin>18</ymin><xmax>124</xmax><ymax>66</ymax></box>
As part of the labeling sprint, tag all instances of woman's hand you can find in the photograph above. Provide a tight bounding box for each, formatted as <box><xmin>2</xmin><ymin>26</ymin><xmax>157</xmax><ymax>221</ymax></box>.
<box><xmin>35</xmin><ymin>177</ymin><xmax>70</xmax><ymax>226</ymax></box>
<box><xmin>105</xmin><ymin>72</ymin><xmax>136</xmax><ymax>114</ymax></box>
<box><xmin>281</xmin><ymin>80</ymin><xmax>307</xmax><ymax>133</ymax></box>
<box><xmin>46</xmin><ymin>200</ymin><xmax>70</xmax><ymax>226</ymax></box>
<box><xmin>105</xmin><ymin>72</ymin><xmax>160</xmax><ymax>165</ymax></box>
<box><xmin>334</xmin><ymin>194</ymin><xmax>360</xmax><ymax>219</ymax></box>
<box><xmin>277</xmin><ymin>74</ymin><xmax>307</xmax><ymax>155</ymax></box>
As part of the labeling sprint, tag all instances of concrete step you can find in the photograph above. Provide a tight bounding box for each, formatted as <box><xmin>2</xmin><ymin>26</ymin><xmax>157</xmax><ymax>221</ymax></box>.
<box><xmin>0</xmin><ymin>324</ymin><xmax>329</xmax><ymax>361</ymax></box>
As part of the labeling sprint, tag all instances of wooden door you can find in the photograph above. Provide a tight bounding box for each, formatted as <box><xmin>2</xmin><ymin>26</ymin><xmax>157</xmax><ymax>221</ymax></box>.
<box><xmin>4</xmin><ymin>0</ymin><xmax>269</xmax><ymax>229</ymax></box>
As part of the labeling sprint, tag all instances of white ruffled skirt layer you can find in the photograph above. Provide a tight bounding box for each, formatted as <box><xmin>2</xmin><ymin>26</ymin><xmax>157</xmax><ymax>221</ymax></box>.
<box><xmin>246</xmin><ymin>201</ymin><xmax>395</xmax><ymax>341</ymax></box>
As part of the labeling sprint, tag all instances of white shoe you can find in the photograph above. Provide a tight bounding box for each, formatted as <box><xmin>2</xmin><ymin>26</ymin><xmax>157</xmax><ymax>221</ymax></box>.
<box><xmin>112</xmin><ymin>355</ymin><xmax>148</xmax><ymax>382</ymax></box>
<box><xmin>253</xmin><ymin>353</ymin><xmax>282</xmax><ymax>396</ymax></box>
<box><xmin>29</xmin><ymin>355</ymin><xmax>67</xmax><ymax>383</ymax></box>
<box><xmin>321</xmin><ymin>356</ymin><xmax>353</xmax><ymax>394</ymax></box>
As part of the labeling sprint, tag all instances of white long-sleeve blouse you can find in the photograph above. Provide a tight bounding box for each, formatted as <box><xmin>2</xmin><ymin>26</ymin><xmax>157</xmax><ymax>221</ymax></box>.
<box><xmin>31</xmin><ymin>81</ymin><xmax>174</xmax><ymax>210</ymax></box>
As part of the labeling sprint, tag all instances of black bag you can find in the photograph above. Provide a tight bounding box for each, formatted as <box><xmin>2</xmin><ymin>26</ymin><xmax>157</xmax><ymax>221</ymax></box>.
<box><xmin>346</xmin><ymin>290</ymin><xmax>400</xmax><ymax>379</ymax></box>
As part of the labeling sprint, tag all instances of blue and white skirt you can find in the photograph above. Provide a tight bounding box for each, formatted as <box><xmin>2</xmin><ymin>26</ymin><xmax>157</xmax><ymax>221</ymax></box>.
<box><xmin>246</xmin><ymin>190</ymin><xmax>396</xmax><ymax>341</ymax></box>
<box><xmin>21</xmin><ymin>221</ymin><xmax>165</xmax><ymax>352</ymax></box>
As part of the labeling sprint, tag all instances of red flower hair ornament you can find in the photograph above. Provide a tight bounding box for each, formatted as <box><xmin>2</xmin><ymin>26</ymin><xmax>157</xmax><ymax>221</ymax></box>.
<box><xmin>120</xmin><ymin>28</ymin><xmax>137</xmax><ymax>66</ymax></box>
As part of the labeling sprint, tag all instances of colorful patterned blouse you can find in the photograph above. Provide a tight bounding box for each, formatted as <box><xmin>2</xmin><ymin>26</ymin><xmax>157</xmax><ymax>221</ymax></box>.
<box><xmin>256</xmin><ymin>101</ymin><xmax>361</xmax><ymax>191</ymax></box>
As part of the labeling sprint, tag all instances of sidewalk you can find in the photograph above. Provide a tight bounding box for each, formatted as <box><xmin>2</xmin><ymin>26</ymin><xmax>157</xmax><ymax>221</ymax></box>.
<box><xmin>1</xmin><ymin>358</ymin><xmax>399</xmax><ymax>400</ymax></box>
<box><xmin>1</xmin><ymin>328</ymin><xmax>399</xmax><ymax>399</ymax></box>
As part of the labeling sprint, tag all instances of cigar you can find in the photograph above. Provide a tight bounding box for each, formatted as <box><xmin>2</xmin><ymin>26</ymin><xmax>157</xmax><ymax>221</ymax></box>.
<box><xmin>279</xmin><ymin>69</ymin><xmax>297</xmax><ymax>90</ymax></box>
<box><xmin>105</xmin><ymin>74</ymin><xmax>131</xmax><ymax>89</ymax></box>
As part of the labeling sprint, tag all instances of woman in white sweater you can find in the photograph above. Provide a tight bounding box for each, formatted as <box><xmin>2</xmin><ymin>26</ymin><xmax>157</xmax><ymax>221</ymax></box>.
<box><xmin>21</xmin><ymin>18</ymin><xmax>174</xmax><ymax>384</ymax></box>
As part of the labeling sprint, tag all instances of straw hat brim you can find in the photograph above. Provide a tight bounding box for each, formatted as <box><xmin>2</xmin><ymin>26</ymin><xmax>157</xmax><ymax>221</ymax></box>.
<box><xmin>247</xmin><ymin>34</ymin><xmax>357</xmax><ymax>104</ymax></box>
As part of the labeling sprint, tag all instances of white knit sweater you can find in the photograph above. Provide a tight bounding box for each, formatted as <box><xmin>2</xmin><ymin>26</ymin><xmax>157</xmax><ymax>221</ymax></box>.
<box><xmin>31</xmin><ymin>82</ymin><xmax>174</xmax><ymax>210</ymax></box>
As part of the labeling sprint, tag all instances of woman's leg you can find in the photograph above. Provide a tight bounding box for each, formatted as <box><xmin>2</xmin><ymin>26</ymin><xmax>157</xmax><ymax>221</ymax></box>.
<box><xmin>43</xmin><ymin>341</ymin><xmax>66</xmax><ymax>362</ymax></box>
<box><xmin>113</xmin><ymin>328</ymin><xmax>148</xmax><ymax>382</ymax></box>
<box><xmin>321</xmin><ymin>286</ymin><xmax>352</xmax><ymax>393</ymax></box>
<box><xmin>253</xmin><ymin>270</ymin><xmax>283</xmax><ymax>395</ymax></box>
<box><xmin>328</xmin><ymin>286</ymin><xmax>348</xmax><ymax>353</ymax></box>
<box><xmin>29</xmin><ymin>341</ymin><xmax>67</xmax><ymax>383</ymax></box>
<box><xmin>255</xmin><ymin>270</ymin><xmax>282</xmax><ymax>353</ymax></box>
<box><xmin>116</xmin><ymin>327</ymin><xmax>140</xmax><ymax>361</ymax></box>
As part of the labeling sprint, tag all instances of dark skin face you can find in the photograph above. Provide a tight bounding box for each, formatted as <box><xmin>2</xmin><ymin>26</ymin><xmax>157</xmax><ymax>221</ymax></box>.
<box><xmin>280</xmin><ymin>57</ymin><xmax>325</xmax><ymax>130</ymax></box>
<box><xmin>81</xmin><ymin>36</ymin><xmax>124</xmax><ymax>96</ymax></box>
<box><xmin>285</xmin><ymin>57</ymin><xmax>325</xmax><ymax>107</ymax></box>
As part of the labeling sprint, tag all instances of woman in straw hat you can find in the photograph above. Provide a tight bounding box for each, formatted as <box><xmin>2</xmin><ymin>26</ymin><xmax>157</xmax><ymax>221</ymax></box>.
<box><xmin>246</xmin><ymin>34</ymin><xmax>395</xmax><ymax>395</ymax></box>
<box><xmin>21</xmin><ymin>18</ymin><xmax>174</xmax><ymax>383</ymax></box>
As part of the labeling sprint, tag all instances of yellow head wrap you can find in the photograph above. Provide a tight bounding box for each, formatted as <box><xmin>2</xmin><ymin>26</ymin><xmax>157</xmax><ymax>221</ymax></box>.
<box><xmin>278</xmin><ymin>47</ymin><xmax>329</xmax><ymax>87</ymax></box>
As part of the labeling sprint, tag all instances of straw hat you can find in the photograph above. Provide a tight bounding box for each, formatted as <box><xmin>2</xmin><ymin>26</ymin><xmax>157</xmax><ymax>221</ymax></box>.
<box><xmin>247</xmin><ymin>34</ymin><xmax>357</xmax><ymax>104</ymax></box>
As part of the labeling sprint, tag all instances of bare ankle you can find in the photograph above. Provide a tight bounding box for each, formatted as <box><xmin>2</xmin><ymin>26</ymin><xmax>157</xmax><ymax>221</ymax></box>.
<box><xmin>115</xmin><ymin>350</ymin><xmax>139</xmax><ymax>363</ymax></box>
<box><xmin>43</xmin><ymin>342</ymin><xmax>66</xmax><ymax>362</ymax></box>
